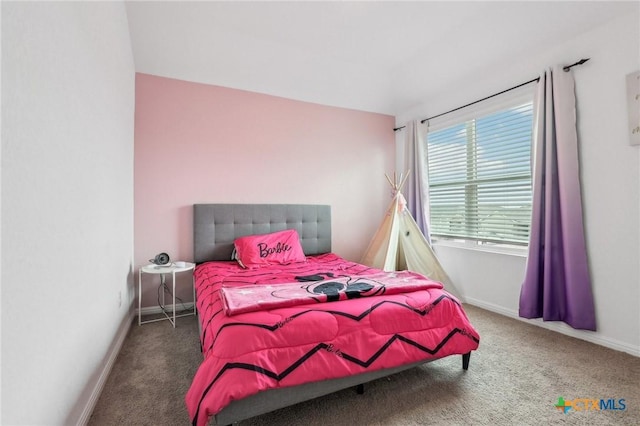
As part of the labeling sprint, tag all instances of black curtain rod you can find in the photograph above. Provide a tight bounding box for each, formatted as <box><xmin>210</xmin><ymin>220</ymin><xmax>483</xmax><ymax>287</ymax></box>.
<box><xmin>563</xmin><ymin>58</ymin><xmax>590</xmax><ymax>72</ymax></box>
<box><xmin>393</xmin><ymin>58</ymin><xmax>590</xmax><ymax>131</ymax></box>
<box><xmin>419</xmin><ymin>77</ymin><xmax>539</xmax><ymax>124</ymax></box>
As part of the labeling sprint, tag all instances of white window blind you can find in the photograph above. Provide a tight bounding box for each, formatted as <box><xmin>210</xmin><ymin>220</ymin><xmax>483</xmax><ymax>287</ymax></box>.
<box><xmin>426</xmin><ymin>91</ymin><xmax>534</xmax><ymax>246</ymax></box>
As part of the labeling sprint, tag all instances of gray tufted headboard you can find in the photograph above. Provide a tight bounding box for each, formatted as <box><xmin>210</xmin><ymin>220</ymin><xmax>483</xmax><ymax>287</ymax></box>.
<box><xmin>193</xmin><ymin>204</ymin><xmax>331</xmax><ymax>264</ymax></box>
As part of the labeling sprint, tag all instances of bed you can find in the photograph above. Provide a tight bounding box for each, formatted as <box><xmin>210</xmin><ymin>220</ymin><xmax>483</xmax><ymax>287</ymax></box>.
<box><xmin>186</xmin><ymin>203</ymin><xmax>480</xmax><ymax>426</ymax></box>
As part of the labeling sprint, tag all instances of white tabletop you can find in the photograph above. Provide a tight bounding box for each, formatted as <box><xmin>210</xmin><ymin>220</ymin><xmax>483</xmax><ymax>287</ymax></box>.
<box><xmin>140</xmin><ymin>262</ymin><xmax>195</xmax><ymax>274</ymax></box>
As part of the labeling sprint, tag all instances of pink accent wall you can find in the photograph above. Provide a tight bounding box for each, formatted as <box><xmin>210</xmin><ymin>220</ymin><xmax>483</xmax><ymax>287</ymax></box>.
<box><xmin>134</xmin><ymin>73</ymin><xmax>394</xmax><ymax>305</ymax></box>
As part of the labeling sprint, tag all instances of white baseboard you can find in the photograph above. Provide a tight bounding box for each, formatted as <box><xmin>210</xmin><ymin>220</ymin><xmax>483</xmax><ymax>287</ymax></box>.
<box><xmin>73</xmin><ymin>302</ymin><xmax>197</xmax><ymax>425</ymax></box>
<box><xmin>75</xmin><ymin>308</ymin><xmax>135</xmax><ymax>426</ymax></box>
<box><xmin>137</xmin><ymin>302</ymin><xmax>195</xmax><ymax>316</ymax></box>
<box><xmin>464</xmin><ymin>297</ymin><xmax>640</xmax><ymax>357</ymax></box>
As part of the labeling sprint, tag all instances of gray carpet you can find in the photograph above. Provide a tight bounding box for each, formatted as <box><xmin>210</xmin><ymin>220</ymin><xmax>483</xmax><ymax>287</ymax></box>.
<box><xmin>89</xmin><ymin>305</ymin><xmax>640</xmax><ymax>425</ymax></box>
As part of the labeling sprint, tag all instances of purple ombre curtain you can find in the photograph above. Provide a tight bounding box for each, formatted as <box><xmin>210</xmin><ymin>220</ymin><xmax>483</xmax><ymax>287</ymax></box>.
<box><xmin>519</xmin><ymin>66</ymin><xmax>596</xmax><ymax>330</ymax></box>
<box><xmin>403</xmin><ymin>120</ymin><xmax>431</xmax><ymax>240</ymax></box>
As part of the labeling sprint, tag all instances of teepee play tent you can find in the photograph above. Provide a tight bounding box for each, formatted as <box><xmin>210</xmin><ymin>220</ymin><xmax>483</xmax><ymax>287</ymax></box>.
<box><xmin>361</xmin><ymin>172</ymin><xmax>462</xmax><ymax>298</ymax></box>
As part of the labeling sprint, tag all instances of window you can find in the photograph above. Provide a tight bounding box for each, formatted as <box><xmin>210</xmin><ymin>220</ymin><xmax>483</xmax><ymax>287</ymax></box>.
<box><xmin>426</xmin><ymin>90</ymin><xmax>534</xmax><ymax>247</ymax></box>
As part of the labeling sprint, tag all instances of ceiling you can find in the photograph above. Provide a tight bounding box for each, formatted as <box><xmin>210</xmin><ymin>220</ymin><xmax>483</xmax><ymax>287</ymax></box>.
<box><xmin>125</xmin><ymin>1</ymin><xmax>637</xmax><ymax>116</ymax></box>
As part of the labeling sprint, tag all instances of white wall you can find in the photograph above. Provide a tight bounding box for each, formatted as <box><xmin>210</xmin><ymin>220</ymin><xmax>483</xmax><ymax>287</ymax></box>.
<box><xmin>2</xmin><ymin>2</ymin><xmax>135</xmax><ymax>424</ymax></box>
<box><xmin>397</xmin><ymin>11</ymin><xmax>640</xmax><ymax>356</ymax></box>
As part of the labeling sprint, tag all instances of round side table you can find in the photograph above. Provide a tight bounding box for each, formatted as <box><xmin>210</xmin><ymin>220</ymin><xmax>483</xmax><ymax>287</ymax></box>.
<box><xmin>138</xmin><ymin>262</ymin><xmax>195</xmax><ymax>327</ymax></box>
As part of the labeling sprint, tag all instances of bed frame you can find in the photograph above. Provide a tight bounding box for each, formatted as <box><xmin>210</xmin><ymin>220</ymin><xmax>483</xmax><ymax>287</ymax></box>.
<box><xmin>193</xmin><ymin>203</ymin><xmax>470</xmax><ymax>425</ymax></box>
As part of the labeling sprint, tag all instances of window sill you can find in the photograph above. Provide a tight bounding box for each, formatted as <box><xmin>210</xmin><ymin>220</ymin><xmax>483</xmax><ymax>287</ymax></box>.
<box><xmin>432</xmin><ymin>240</ymin><xmax>528</xmax><ymax>258</ymax></box>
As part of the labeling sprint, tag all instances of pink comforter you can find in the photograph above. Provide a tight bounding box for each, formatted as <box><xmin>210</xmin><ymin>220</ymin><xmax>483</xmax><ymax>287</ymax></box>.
<box><xmin>186</xmin><ymin>253</ymin><xmax>480</xmax><ymax>426</ymax></box>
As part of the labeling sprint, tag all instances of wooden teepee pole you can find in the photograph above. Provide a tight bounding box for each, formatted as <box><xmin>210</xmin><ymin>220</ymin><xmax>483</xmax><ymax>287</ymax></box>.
<box><xmin>384</xmin><ymin>173</ymin><xmax>395</xmax><ymax>189</ymax></box>
<box><xmin>384</xmin><ymin>170</ymin><xmax>411</xmax><ymax>194</ymax></box>
<box><xmin>397</xmin><ymin>170</ymin><xmax>411</xmax><ymax>192</ymax></box>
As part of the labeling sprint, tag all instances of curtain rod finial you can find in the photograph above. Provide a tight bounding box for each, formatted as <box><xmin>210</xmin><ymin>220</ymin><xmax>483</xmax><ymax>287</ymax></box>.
<box><xmin>564</xmin><ymin>58</ymin><xmax>590</xmax><ymax>72</ymax></box>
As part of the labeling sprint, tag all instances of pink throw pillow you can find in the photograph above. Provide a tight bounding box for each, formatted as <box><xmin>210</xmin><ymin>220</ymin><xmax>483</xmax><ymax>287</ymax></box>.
<box><xmin>234</xmin><ymin>229</ymin><xmax>306</xmax><ymax>269</ymax></box>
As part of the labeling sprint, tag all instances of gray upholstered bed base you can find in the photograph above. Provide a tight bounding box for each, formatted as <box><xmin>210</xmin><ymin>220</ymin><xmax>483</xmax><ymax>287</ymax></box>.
<box><xmin>192</xmin><ymin>203</ymin><xmax>469</xmax><ymax>425</ymax></box>
<box><xmin>214</xmin><ymin>358</ymin><xmax>432</xmax><ymax>425</ymax></box>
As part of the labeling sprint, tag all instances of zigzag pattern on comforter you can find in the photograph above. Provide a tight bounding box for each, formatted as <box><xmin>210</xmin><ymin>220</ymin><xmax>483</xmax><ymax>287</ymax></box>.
<box><xmin>186</xmin><ymin>253</ymin><xmax>480</xmax><ymax>426</ymax></box>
